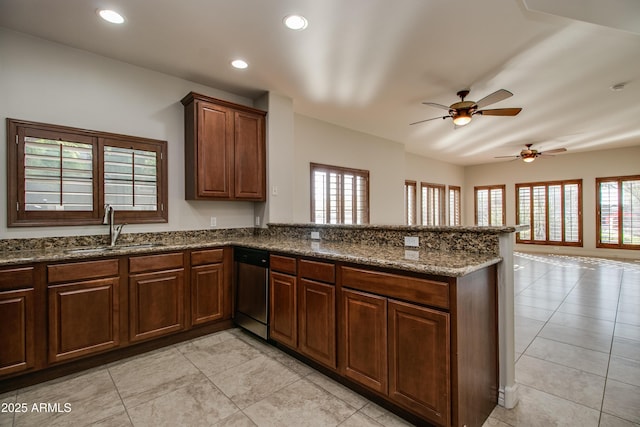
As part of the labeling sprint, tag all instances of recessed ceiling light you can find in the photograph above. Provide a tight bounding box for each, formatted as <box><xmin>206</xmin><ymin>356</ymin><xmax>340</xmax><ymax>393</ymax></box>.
<box><xmin>283</xmin><ymin>14</ymin><xmax>308</xmax><ymax>31</ymax></box>
<box><xmin>231</xmin><ymin>59</ymin><xmax>248</xmax><ymax>69</ymax></box>
<box><xmin>98</xmin><ymin>9</ymin><xmax>125</xmax><ymax>24</ymax></box>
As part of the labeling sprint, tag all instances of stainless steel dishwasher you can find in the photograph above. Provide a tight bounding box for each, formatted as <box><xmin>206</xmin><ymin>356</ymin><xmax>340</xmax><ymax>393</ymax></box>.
<box><xmin>234</xmin><ymin>247</ymin><xmax>269</xmax><ymax>339</ymax></box>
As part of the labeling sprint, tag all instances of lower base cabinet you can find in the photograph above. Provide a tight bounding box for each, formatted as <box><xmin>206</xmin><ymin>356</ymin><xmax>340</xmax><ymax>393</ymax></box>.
<box><xmin>269</xmin><ymin>271</ymin><xmax>298</xmax><ymax>348</ymax></box>
<box><xmin>341</xmin><ymin>289</ymin><xmax>450</xmax><ymax>426</ymax></box>
<box><xmin>0</xmin><ymin>266</ymin><xmax>36</xmax><ymax>376</ymax></box>
<box><xmin>48</xmin><ymin>278</ymin><xmax>120</xmax><ymax>363</ymax></box>
<box><xmin>47</xmin><ymin>259</ymin><xmax>120</xmax><ymax>363</ymax></box>
<box><xmin>191</xmin><ymin>248</ymin><xmax>228</xmax><ymax>325</ymax></box>
<box><xmin>129</xmin><ymin>253</ymin><xmax>185</xmax><ymax>342</ymax></box>
<box><xmin>298</xmin><ymin>278</ymin><xmax>336</xmax><ymax>369</ymax></box>
<box><xmin>339</xmin><ymin>265</ymin><xmax>497</xmax><ymax>427</ymax></box>
<box><xmin>341</xmin><ymin>288</ymin><xmax>388</xmax><ymax>393</ymax></box>
<box><xmin>388</xmin><ymin>299</ymin><xmax>450</xmax><ymax>426</ymax></box>
<box><xmin>269</xmin><ymin>256</ymin><xmax>337</xmax><ymax>369</ymax></box>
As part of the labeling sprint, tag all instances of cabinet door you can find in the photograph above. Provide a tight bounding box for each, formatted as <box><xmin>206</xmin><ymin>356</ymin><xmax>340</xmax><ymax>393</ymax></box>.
<box><xmin>388</xmin><ymin>299</ymin><xmax>450</xmax><ymax>426</ymax></box>
<box><xmin>48</xmin><ymin>278</ymin><xmax>120</xmax><ymax>363</ymax></box>
<box><xmin>233</xmin><ymin>110</ymin><xmax>265</xmax><ymax>200</ymax></box>
<box><xmin>129</xmin><ymin>269</ymin><xmax>185</xmax><ymax>342</ymax></box>
<box><xmin>0</xmin><ymin>288</ymin><xmax>35</xmax><ymax>375</ymax></box>
<box><xmin>298</xmin><ymin>279</ymin><xmax>336</xmax><ymax>369</ymax></box>
<box><xmin>269</xmin><ymin>271</ymin><xmax>297</xmax><ymax>348</ymax></box>
<box><xmin>196</xmin><ymin>102</ymin><xmax>233</xmax><ymax>198</ymax></box>
<box><xmin>341</xmin><ymin>288</ymin><xmax>387</xmax><ymax>394</ymax></box>
<box><xmin>191</xmin><ymin>263</ymin><xmax>224</xmax><ymax>325</ymax></box>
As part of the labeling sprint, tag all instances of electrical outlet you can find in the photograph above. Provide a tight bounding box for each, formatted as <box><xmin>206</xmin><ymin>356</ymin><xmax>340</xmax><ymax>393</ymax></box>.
<box><xmin>271</xmin><ymin>186</ymin><xmax>279</xmax><ymax>196</ymax></box>
<box><xmin>404</xmin><ymin>236</ymin><xmax>419</xmax><ymax>247</ymax></box>
<box><xmin>404</xmin><ymin>249</ymin><xmax>419</xmax><ymax>260</ymax></box>
<box><xmin>210</xmin><ymin>216</ymin><xmax>217</xmax><ymax>227</ymax></box>
<box><xmin>311</xmin><ymin>231</ymin><xmax>320</xmax><ymax>240</ymax></box>
<box><xmin>255</xmin><ymin>216</ymin><xmax>260</xmax><ymax>226</ymax></box>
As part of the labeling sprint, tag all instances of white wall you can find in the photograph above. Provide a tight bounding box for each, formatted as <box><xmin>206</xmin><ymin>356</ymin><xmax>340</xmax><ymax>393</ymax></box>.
<box><xmin>0</xmin><ymin>28</ymin><xmax>259</xmax><ymax>239</ymax></box>
<box><xmin>464</xmin><ymin>146</ymin><xmax>640</xmax><ymax>259</ymax></box>
<box><xmin>292</xmin><ymin>114</ymin><xmax>405</xmax><ymax>224</ymax></box>
<box><xmin>292</xmin><ymin>115</ymin><xmax>463</xmax><ymax>225</ymax></box>
<box><xmin>256</xmin><ymin>92</ymin><xmax>295</xmax><ymax>225</ymax></box>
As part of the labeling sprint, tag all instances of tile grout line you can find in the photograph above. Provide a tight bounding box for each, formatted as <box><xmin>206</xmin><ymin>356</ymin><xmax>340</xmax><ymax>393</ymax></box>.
<box><xmin>597</xmin><ymin>268</ymin><xmax>625</xmax><ymax>426</ymax></box>
<box><xmin>105</xmin><ymin>367</ymin><xmax>135</xmax><ymax>427</ymax></box>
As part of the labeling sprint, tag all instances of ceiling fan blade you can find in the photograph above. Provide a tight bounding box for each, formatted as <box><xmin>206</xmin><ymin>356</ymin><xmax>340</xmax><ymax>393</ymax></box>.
<box><xmin>409</xmin><ymin>116</ymin><xmax>449</xmax><ymax>125</ymax></box>
<box><xmin>421</xmin><ymin>102</ymin><xmax>451</xmax><ymax>111</ymax></box>
<box><xmin>476</xmin><ymin>108</ymin><xmax>522</xmax><ymax>117</ymax></box>
<box><xmin>540</xmin><ymin>148</ymin><xmax>567</xmax><ymax>155</ymax></box>
<box><xmin>494</xmin><ymin>155</ymin><xmax>520</xmax><ymax>159</ymax></box>
<box><xmin>475</xmin><ymin>89</ymin><xmax>513</xmax><ymax>108</ymax></box>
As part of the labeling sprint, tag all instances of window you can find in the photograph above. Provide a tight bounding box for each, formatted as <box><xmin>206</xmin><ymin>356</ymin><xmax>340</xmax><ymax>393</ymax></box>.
<box><xmin>597</xmin><ymin>175</ymin><xmax>640</xmax><ymax>249</ymax></box>
<box><xmin>474</xmin><ymin>185</ymin><xmax>505</xmax><ymax>226</ymax></box>
<box><xmin>404</xmin><ymin>181</ymin><xmax>417</xmax><ymax>225</ymax></box>
<box><xmin>310</xmin><ymin>163</ymin><xmax>369</xmax><ymax>224</ymax></box>
<box><xmin>421</xmin><ymin>183</ymin><xmax>445</xmax><ymax>225</ymax></box>
<box><xmin>7</xmin><ymin>119</ymin><xmax>168</xmax><ymax>227</ymax></box>
<box><xmin>516</xmin><ymin>180</ymin><xmax>582</xmax><ymax>246</ymax></box>
<box><xmin>448</xmin><ymin>186</ymin><xmax>461</xmax><ymax>226</ymax></box>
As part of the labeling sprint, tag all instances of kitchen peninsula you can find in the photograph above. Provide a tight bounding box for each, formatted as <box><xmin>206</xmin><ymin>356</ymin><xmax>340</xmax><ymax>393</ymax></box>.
<box><xmin>0</xmin><ymin>223</ymin><xmax>521</xmax><ymax>427</ymax></box>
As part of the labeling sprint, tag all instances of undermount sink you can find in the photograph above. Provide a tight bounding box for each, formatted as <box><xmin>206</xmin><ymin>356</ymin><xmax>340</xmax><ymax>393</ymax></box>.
<box><xmin>65</xmin><ymin>243</ymin><xmax>164</xmax><ymax>254</ymax></box>
<box><xmin>65</xmin><ymin>246</ymin><xmax>112</xmax><ymax>254</ymax></box>
<box><xmin>116</xmin><ymin>243</ymin><xmax>164</xmax><ymax>250</ymax></box>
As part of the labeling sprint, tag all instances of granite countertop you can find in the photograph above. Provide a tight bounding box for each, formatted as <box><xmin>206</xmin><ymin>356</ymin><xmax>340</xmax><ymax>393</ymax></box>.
<box><xmin>0</xmin><ymin>235</ymin><xmax>501</xmax><ymax>277</ymax></box>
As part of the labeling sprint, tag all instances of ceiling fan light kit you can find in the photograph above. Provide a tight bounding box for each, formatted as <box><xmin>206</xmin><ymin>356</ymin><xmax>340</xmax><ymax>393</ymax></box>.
<box><xmin>452</xmin><ymin>111</ymin><xmax>471</xmax><ymax>126</ymax></box>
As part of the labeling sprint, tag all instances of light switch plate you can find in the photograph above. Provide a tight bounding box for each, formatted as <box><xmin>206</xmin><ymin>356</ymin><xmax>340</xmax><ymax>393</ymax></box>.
<box><xmin>210</xmin><ymin>216</ymin><xmax>217</xmax><ymax>227</ymax></box>
<box><xmin>404</xmin><ymin>236</ymin><xmax>419</xmax><ymax>247</ymax></box>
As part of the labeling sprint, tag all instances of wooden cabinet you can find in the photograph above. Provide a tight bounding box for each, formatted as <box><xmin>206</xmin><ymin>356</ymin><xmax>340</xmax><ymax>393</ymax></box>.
<box><xmin>181</xmin><ymin>92</ymin><xmax>266</xmax><ymax>201</ymax></box>
<box><xmin>269</xmin><ymin>256</ymin><xmax>337</xmax><ymax>369</ymax></box>
<box><xmin>341</xmin><ymin>288</ymin><xmax>387</xmax><ymax>393</ymax></box>
<box><xmin>340</xmin><ymin>266</ymin><xmax>451</xmax><ymax>426</ymax></box>
<box><xmin>269</xmin><ymin>255</ymin><xmax>298</xmax><ymax>348</ymax></box>
<box><xmin>190</xmin><ymin>248</ymin><xmax>229</xmax><ymax>325</ymax></box>
<box><xmin>298</xmin><ymin>259</ymin><xmax>336</xmax><ymax>369</ymax></box>
<box><xmin>129</xmin><ymin>253</ymin><xmax>185</xmax><ymax>342</ymax></box>
<box><xmin>1</xmin><ymin>247</ymin><xmax>235</xmax><ymax>389</ymax></box>
<box><xmin>47</xmin><ymin>259</ymin><xmax>120</xmax><ymax>363</ymax></box>
<box><xmin>0</xmin><ymin>267</ymin><xmax>36</xmax><ymax>375</ymax></box>
<box><xmin>388</xmin><ymin>299</ymin><xmax>450</xmax><ymax>426</ymax></box>
<box><xmin>340</xmin><ymin>264</ymin><xmax>497</xmax><ymax>427</ymax></box>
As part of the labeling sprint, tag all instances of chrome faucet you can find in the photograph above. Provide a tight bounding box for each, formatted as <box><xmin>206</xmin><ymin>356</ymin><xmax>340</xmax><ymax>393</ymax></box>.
<box><xmin>103</xmin><ymin>204</ymin><xmax>125</xmax><ymax>246</ymax></box>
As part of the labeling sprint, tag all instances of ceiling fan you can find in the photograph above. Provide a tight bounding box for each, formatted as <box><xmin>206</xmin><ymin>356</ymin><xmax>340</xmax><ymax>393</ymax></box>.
<box><xmin>410</xmin><ymin>89</ymin><xmax>522</xmax><ymax>127</ymax></box>
<box><xmin>495</xmin><ymin>143</ymin><xmax>567</xmax><ymax>163</ymax></box>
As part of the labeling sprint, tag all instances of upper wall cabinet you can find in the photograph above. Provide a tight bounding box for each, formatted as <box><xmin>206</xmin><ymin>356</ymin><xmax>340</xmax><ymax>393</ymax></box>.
<box><xmin>181</xmin><ymin>92</ymin><xmax>266</xmax><ymax>201</ymax></box>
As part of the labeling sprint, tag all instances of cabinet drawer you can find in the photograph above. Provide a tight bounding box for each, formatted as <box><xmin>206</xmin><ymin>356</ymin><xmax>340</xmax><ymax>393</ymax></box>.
<box><xmin>270</xmin><ymin>255</ymin><xmax>297</xmax><ymax>275</ymax></box>
<box><xmin>48</xmin><ymin>259</ymin><xmax>119</xmax><ymax>284</ymax></box>
<box><xmin>129</xmin><ymin>252</ymin><xmax>183</xmax><ymax>274</ymax></box>
<box><xmin>0</xmin><ymin>266</ymin><xmax>34</xmax><ymax>290</ymax></box>
<box><xmin>299</xmin><ymin>259</ymin><xmax>335</xmax><ymax>284</ymax></box>
<box><xmin>191</xmin><ymin>248</ymin><xmax>224</xmax><ymax>266</ymax></box>
<box><xmin>340</xmin><ymin>266</ymin><xmax>449</xmax><ymax>310</ymax></box>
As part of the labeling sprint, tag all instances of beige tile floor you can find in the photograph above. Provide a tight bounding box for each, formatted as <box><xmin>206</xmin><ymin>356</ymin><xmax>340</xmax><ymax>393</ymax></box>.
<box><xmin>1</xmin><ymin>252</ymin><xmax>638</xmax><ymax>426</ymax></box>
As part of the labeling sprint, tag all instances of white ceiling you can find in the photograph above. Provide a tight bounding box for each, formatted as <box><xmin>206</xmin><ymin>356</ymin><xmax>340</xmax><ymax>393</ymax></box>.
<box><xmin>1</xmin><ymin>0</ymin><xmax>639</xmax><ymax>166</ymax></box>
